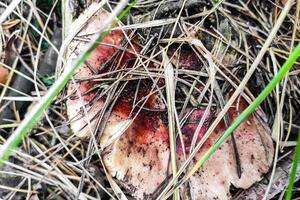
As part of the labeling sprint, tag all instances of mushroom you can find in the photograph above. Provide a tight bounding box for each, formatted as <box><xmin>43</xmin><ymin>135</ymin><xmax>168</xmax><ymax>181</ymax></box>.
<box><xmin>66</xmin><ymin>6</ymin><xmax>274</xmax><ymax>200</ymax></box>
<box><xmin>177</xmin><ymin>100</ymin><xmax>273</xmax><ymax>200</ymax></box>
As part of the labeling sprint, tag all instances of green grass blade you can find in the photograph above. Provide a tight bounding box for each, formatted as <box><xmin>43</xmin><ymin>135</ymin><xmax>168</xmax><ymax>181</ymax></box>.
<box><xmin>285</xmin><ymin>128</ymin><xmax>300</xmax><ymax>200</ymax></box>
<box><xmin>185</xmin><ymin>42</ymin><xmax>300</xmax><ymax>180</ymax></box>
<box><xmin>0</xmin><ymin>0</ymin><xmax>137</xmax><ymax>166</ymax></box>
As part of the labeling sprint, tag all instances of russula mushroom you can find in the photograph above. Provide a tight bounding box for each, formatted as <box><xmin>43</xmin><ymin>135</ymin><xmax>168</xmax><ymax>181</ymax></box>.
<box><xmin>177</xmin><ymin>100</ymin><xmax>273</xmax><ymax>199</ymax></box>
<box><xmin>66</xmin><ymin>6</ymin><xmax>274</xmax><ymax>200</ymax></box>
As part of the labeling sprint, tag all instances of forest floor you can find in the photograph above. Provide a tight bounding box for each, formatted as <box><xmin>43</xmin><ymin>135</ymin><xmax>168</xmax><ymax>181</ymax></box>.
<box><xmin>0</xmin><ymin>0</ymin><xmax>300</xmax><ymax>199</ymax></box>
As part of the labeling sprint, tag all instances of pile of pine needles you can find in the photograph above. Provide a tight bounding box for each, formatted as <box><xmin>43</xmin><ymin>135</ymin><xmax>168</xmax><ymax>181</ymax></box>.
<box><xmin>0</xmin><ymin>0</ymin><xmax>300</xmax><ymax>199</ymax></box>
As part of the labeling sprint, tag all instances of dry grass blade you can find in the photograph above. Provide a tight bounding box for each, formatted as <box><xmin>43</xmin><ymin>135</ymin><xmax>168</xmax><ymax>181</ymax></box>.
<box><xmin>163</xmin><ymin>49</ymin><xmax>179</xmax><ymax>199</ymax></box>
<box><xmin>0</xmin><ymin>0</ymin><xmax>22</xmax><ymax>24</ymax></box>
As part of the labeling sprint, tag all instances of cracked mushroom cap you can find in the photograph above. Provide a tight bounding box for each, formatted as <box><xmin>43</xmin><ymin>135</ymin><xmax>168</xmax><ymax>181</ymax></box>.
<box><xmin>66</xmin><ymin>6</ymin><xmax>274</xmax><ymax>200</ymax></box>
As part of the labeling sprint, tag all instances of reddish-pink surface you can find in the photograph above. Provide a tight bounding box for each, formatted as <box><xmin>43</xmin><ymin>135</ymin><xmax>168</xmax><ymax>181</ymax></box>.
<box><xmin>167</xmin><ymin>46</ymin><xmax>201</xmax><ymax>70</ymax></box>
<box><xmin>177</xmin><ymin>109</ymin><xmax>212</xmax><ymax>154</ymax></box>
<box><xmin>112</xmin><ymin>89</ymin><xmax>169</xmax><ymax>145</ymax></box>
<box><xmin>72</xmin><ymin>30</ymin><xmax>140</xmax><ymax>103</ymax></box>
<box><xmin>69</xmin><ymin>27</ymin><xmax>169</xmax><ymax>144</ymax></box>
<box><xmin>87</xmin><ymin>31</ymin><xmax>139</xmax><ymax>71</ymax></box>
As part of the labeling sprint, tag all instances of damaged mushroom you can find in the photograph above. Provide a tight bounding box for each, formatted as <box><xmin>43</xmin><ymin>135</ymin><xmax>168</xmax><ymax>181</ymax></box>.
<box><xmin>66</xmin><ymin>6</ymin><xmax>274</xmax><ymax>200</ymax></box>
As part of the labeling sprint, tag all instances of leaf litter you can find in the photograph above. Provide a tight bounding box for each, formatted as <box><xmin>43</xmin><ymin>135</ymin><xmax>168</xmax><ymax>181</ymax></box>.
<box><xmin>0</xmin><ymin>0</ymin><xmax>300</xmax><ymax>199</ymax></box>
